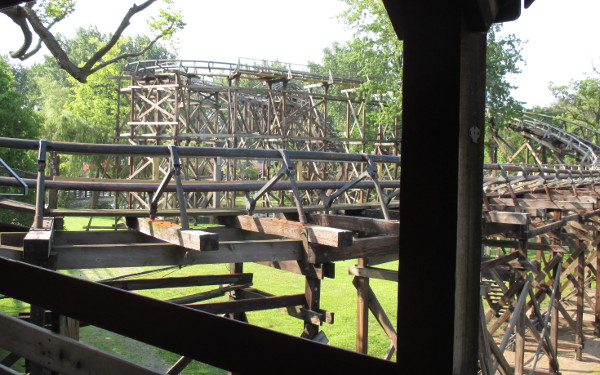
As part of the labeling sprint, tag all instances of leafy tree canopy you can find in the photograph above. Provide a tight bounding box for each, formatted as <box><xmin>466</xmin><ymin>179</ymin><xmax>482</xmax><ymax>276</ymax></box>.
<box><xmin>0</xmin><ymin>55</ymin><xmax>40</xmax><ymax>171</ymax></box>
<box><xmin>548</xmin><ymin>77</ymin><xmax>600</xmax><ymax>129</ymax></box>
<box><xmin>319</xmin><ymin>0</ymin><xmax>524</xmax><ymax>131</ymax></box>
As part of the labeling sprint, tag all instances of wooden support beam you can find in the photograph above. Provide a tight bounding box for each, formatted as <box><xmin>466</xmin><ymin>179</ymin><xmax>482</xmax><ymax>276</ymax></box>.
<box><xmin>226</xmin><ymin>215</ymin><xmax>353</xmax><ymax>248</ymax></box>
<box><xmin>128</xmin><ymin>218</ymin><xmax>218</xmax><ymax>251</ymax></box>
<box><xmin>187</xmin><ymin>294</ymin><xmax>306</xmax><ymax>315</ymax></box>
<box><xmin>309</xmin><ymin>236</ymin><xmax>398</xmax><ymax>263</ymax></box>
<box><xmin>0</xmin><ymin>257</ymin><xmax>395</xmax><ymax>374</ymax></box>
<box><xmin>255</xmin><ymin>260</ymin><xmax>335</xmax><ymax>279</ymax></box>
<box><xmin>23</xmin><ymin>218</ymin><xmax>54</xmax><ymax>261</ymax></box>
<box><xmin>489</xmin><ymin>197</ymin><xmax>595</xmax><ymax>211</ymax></box>
<box><xmin>51</xmin><ymin>239</ymin><xmax>303</xmax><ymax>269</ymax></box>
<box><xmin>348</xmin><ymin>266</ymin><xmax>398</xmax><ymax>282</ymax></box>
<box><xmin>306</xmin><ymin>213</ymin><xmax>399</xmax><ymax>236</ymax></box>
<box><xmin>102</xmin><ymin>274</ymin><xmax>253</xmax><ymax>291</ymax></box>
<box><xmin>0</xmin><ymin>311</ymin><xmax>162</xmax><ymax>375</ymax></box>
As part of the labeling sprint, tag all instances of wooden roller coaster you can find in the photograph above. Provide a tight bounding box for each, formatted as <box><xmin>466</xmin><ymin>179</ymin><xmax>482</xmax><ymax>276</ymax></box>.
<box><xmin>0</xmin><ymin>55</ymin><xmax>599</xmax><ymax>375</ymax></box>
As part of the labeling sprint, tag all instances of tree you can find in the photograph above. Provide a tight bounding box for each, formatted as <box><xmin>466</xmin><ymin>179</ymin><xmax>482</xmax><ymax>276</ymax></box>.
<box><xmin>0</xmin><ymin>0</ymin><xmax>184</xmax><ymax>82</ymax></box>
<box><xmin>548</xmin><ymin>77</ymin><xmax>600</xmax><ymax>129</ymax></box>
<box><xmin>320</xmin><ymin>0</ymin><xmax>523</xmax><ymax>127</ymax></box>
<box><xmin>0</xmin><ymin>55</ymin><xmax>41</xmax><ymax>225</ymax></box>
<box><xmin>0</xmin><ymin>55</ymin><xmax>40</xmax><ymax>171</ymax></box>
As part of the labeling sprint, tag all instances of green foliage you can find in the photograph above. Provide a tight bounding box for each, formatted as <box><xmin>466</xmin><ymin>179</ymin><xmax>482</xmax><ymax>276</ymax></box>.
<box><xmin>319</xmin><ymin>1</ymin><xmax>524</xmax><ymax>158</ymax></box>
<box><xmin>36</xmin><ymin>0</ymin><xmax>76</xmax><ymax>25</ymax></box>
<box><xmin>0</xmin><ymin>56</ymin><xmax>41</xmax><ymax>168</ymax></box>
<box><xmin>0</xmin><ymin>56</ymin><xmax>41</xmax><ymax>225</ymax></box>
<box><xmin>549</xmin><ymin>77</ymin><xmax>600</xmax><ymax>128</ymax></box>
<box><xmin>486</xmin><ymin>24</ymin><xmax>525</xmax><ymax>127</ymax></box>
<box><xmin>21</xmin><ymin>28</ymin><xmax>177</xmax><ymax>179</ymax></box>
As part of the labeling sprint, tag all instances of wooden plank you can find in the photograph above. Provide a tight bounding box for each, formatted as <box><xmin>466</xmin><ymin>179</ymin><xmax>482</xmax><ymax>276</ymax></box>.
<box><xmin>255</xmin><ymin>260</ymin><xmax>335</xmax><ymax>279</ymax></box>
<box><xmin>0</xmin><ymin>199</ymin><xmax>35</xmax><ymax>213</ymax></box>
<box><xmin>306</xmin><ymin>213</ymin><xmax>399</xmax><ymax>235</ymax></box>
<box><xmin>348</xmin><ymin>266</ymin><xmax>398</xmax><ymax>282</ymax></box>
<box><xmin>0</xmin><ymin>246</ymin><xmax>23</xmax><ymax>261</ymax></box>
<box><xmin>489</xmin><ymin>197</ymin><xmax>595</xmax><ymax>211</ymax></box>
<box><xmin>186</xmin><ymin>294</ymin><xmax>306</xmax><ymax>315</ymax></box>
<box><xmin>129</xmin><ymin>218</ymin><xmax>218</xmax><ymax>251</ymax></box>
<box><xmin>47</xmin><ymin>202</ymin><xmax>395</xmax><ymax>218</ymax></box>
<box><xmin>102</xmin><ymin>274</ymin><xmax>253</xmax><ymax>291</ymax></box>
<box><xmin>526</xmin><ymin>213</ymin><xmax>581</xmax><ymax>238</ymax></box>
<box><xmin>480</xmin><ymin>252</ymin><xmax>520</xmax><ymax>272</ymax></box>
<box><xmin>0</xmin><ymin>311</ymin><xmax>162</xmax><ymax>375</ymax></box>
<box><xmin>308</xmin><ymin>236</ymin><xmax>398</xmax><ymax>263</ymax></box>
<box><xmin>51</xmin><ymin>239</ymin><xmax>303</xmax><ymax>269</ymax></box>
<box><xmin>487</xmin><ymin>204</ymin><xmax>546</xmax><ymax>217</ymax></box>
<box><xmin>484</xmin><ymin>211</ymin><xmax>529</xmax><ymax>225</ymax></box>
<box><xmin>23</xmin><ymin>218</ymin><xmax>54</xmax><ymax>260</ymax></box>
<box><xmin>0</xmin><ymin>232</ymin><xmax>26</xmax><ymax>247</ymax></box>
<box><xmin>483</xmin><ymin>239</ymin><xmax>569</xmax><ymax>253</ymax></box>
<box><xmin>0</xmin><ymin>256</ymin><xmax>396</xmax><ymax>375</ymax></box>
<box><xmin>228</xmin><ymin>215</ymin><xmax>353</xmax><ymax>247</ymax></box>
<box><xmin>167</xmin><ymin>285</ymin><xmax>249</xmax><ymax>305</ymax></box>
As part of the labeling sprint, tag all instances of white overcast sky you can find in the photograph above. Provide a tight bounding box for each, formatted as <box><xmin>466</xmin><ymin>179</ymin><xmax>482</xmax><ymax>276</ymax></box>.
<box><xmin>0</xmin><ymin>0</ymin><xmax>598</xmax><ymax>108</ymax></box>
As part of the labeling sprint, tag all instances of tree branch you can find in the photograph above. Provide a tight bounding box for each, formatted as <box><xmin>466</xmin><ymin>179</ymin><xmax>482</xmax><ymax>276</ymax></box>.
<box><xmin>0</xmin><ymin>6</ymin><xmax>33</xmax><ymax>59</ymax></box>
<box><xmin>88</xmin><ymin>27</ymin><xmax>167</xmax><ymax>76</ymax></box>
<box><xmin>82</xmin><ymin>0</ymin><xmax>156</xmax><ymax>74</ymax></box>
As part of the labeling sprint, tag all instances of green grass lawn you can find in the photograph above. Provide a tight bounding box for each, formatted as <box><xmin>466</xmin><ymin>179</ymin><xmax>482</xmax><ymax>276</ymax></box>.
<box><xmin>0</xmin><ymin>216</ymin><xmax>398</xmax><ymax>373</ymax></box>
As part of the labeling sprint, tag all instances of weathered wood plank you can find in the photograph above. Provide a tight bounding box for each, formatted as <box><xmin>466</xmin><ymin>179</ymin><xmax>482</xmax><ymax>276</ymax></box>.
<box><xmin>228</xmin><ymin>215</ymin><xmax>353</xmax><ymax>247</ymax></box>
<box><xmin>348</xmin><ymin>266</ymin><xmax>398</xmax><ymax>282</ymax></box>
<box><xmin>255</xmin><ymin>260</ymin><xmax>335</xmax><ymax>279</ymax></box>
<box><xmin>0</xmin><ymin>311</ymin><xmax>162</xmax><ymax>375</ymax></box>
<box><xmin>482</xmin><ymin>239</ymin><xmax>569</xmax><ymax>253</ymax></box>
<box><xmin>0</xmin><ymin>199</ymin><xmax>35</xmax><ymax>213</ymax></box>
<box><xmin>102</xmin><ymin>274</ymin><xmax>253</xmax><ymax>291</ymax></box>
<box><xmin>51</xmin><ymin>239</ymin><xmax>302</xmax><ymax>269</ymax></box>
<box><xmin>306</xmin><ymin>213</ymin><xmax>399</xmax><ymax>236</ymax></box>
<box><xmin>23</xmin><ymin>218</ymin><xmax>54</xmax><ymax>261</ymax></box>
<box><xmin>308</xmin><ymin>236</ymin><xmax>398</xmax><ymax>263</ymax></box>
<box><xmin>0</xmin><ymin>246</ymin><xmax>23</xmax><ymax>261</ymax></box>
<box><xmin>484</xmin><ymin>211</ymin><xmax>529</xmax><ymax>225</ymax></box>
<box><xmin>187</xmin><ymin>294</ymin><xmax>306</xmax><ymax>314</ymax></box>
<box><xmin>489</xmin><ymin>198</ymin><xmax>594</xmax><ymax>211</ymax></box>
<box><xmin>0</xmin><ymin>232</ymin><xmax>26</xmax><ymax>247</ymax></box>
<box><xmin>129</xmin><ymin>218</ymin><xmax>218</xmax><ymax>251</ymax></box>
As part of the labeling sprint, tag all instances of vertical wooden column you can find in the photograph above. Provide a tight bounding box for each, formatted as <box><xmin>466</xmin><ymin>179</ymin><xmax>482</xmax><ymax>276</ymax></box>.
<box><xmin>398</xmin><ymin>2</ymin><xmax>487</xmax><ymax>373</ymax></box>
<box><xmin>356</xmin><ymin>258</ymin><xmax>369</xmax><ymax>354</ymax></box>
<box><xmin>515</xmin><ymin>298</ymin><xmax>525</xmax><ymax>375</ymax></box>
<box><xmin>302</xmin><ymin>276</ymin><xmax>321</xmax><ymax>339</ymax></box>
<box><xmin>227</xmin><ymin>262</ymin><xmax>247</xmax><ymax>323</ymax></box>
<box><xmin>576</xmin><ymin>242</ymin><xmax>585</xmax><ymax>359</ymax></box>
<box><xmin>596</xmin><ymin>234</ymin><xmax>600</xmax><ymax>337</ymax></box>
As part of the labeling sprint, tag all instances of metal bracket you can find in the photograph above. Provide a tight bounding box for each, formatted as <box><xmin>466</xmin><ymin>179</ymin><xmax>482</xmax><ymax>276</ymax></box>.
<box><xmin>34</xmin><ymin>140</ymin><xmax>48</xmax><ymax>229</ymax></box>
<box><xmin>321</xmin><ymin>154</ymin><xmax>391</xmax><ymax>220</ymax></box>
<box><xmin>0</xmin><ymin>157</ymin><xmax>28</xmax><ymax>197</ymax></box>
<box><xmin>500</xmin><ymin>165</ymin><xmax>518</xmax><ymax>207</ymax></box>
<box><xmin>149</xmin><ymin>144</ymin><xmax>189</xmax><ymax>229</ymax></box>
<box><xmin>245</xmin><ymin>149</ymin><xmax>307</xmax><ymax>223</ymax></box>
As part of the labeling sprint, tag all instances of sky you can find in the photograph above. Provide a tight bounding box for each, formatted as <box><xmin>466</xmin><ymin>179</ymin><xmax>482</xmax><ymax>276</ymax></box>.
<box><xmin>499</xmin><ymin>0</ymin><xmax>600</xmax><ymax>107</ymax></box>
<box><xmin>0</xmin><ymin>0</ymin><xmax>598</xmax><ymax>108</ymax></box>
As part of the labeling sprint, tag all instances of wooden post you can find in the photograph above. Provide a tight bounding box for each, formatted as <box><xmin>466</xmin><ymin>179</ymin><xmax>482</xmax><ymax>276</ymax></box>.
<box><xmin>356</xmin><ymin>258</ymin><xmax>369</xmax><ymax>354</ymax></box>
<box><xmin>398</xmin><ymin>2</ymin><xmax>488</xmax><ymax>373</ymax></box>
<box><xmin>514</xmin><ymin>286</ymin><xmax>525</xmax><ymax>375</ymax></box>
<box><xmin>302</xmin><ymin>276</ymin><xmax>321</xmax><ymax>339</ymax></box>
<box><xmin>596</xmin><ymin>234</ymin><xmax>600</xmax><ymax>337</ymax></box>
<box><xmin>551</xmin><ymin>212</ymin><xmax>561</xmax><ymax>371</ymax></box>
<box><xmin>576</xmin><ymin>241</ymin><xmax>585</xmax><ymax>359</ymax></box>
